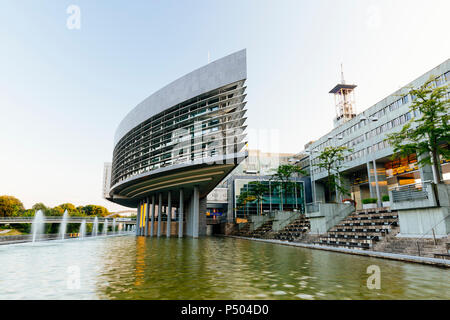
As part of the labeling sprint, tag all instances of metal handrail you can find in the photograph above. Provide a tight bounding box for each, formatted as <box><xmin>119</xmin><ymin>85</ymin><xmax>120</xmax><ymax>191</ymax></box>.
<box><xmin>368</xmin><ymin>219</ymin><xmax>398</xmax><ymax>248</ymax></box>
<box><xmin>415</xmin><ymin>212</ymin><xmax>450</xmax><ymax>256</ymax></box>
<box><xmin>0</xmin><ymin>216</ymin><xmax>136</xmax><ymax>222</ymax></box>
<box><xmin>274</xmin><ymin>211</ymin><xmax>304</xmax><ymax>231</ymax></box>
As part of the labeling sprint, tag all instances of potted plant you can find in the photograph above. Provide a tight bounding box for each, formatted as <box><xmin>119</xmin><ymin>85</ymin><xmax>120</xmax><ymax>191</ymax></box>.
<box><xmin>382</xmin><ymin>195</ymin><xmax>390</xmax><ymax>208</ymax></box>
<box><xmin>362</xmin><ymin>198</ymin><xmax>377</xmax><ymax>209</ymax></box>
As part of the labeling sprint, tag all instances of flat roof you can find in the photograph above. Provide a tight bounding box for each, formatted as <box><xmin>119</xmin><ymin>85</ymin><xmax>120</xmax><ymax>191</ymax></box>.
<box><xmin>329</xmin><ymin>83</ymin><xmax>357</xmax><ymax>94</ymax></box>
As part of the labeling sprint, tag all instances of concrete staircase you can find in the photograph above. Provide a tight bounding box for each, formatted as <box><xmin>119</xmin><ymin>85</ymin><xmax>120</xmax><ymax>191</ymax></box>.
<box><xmin>317</xmin><ymin>207</ymin><xmax>399</xmax><ymax>250</ymax></box>
<box><xmin>247</xmin><ymin>221</ymin><xmax>274</xmax><ymax>239</ymax></box>
<box><xmin>372</xmin><ymin>232</ymin><xmax>450</xmax><ymax>259</ymax></box>
<box><xmin>274</xmin><ymin>216</ymin><xmax>310</xmax><ymax>242</ymax></box>
<box><xmin>232</xmin><ymin>223</ymin><xmax>251</xmax><ymax>237</ymax></box>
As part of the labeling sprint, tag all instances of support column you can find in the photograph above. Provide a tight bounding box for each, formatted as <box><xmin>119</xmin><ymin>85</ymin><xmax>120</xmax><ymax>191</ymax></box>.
<box><xmin>367</xmin><ymin>162</ymin><xmax>375</xmax><ymax>198</ymax></box>
<box><xmin>178</xmin><ymin>189</ymin><xmax>184</xmax><ymax>238</ymax></box>
<box><xmin>150</xmin><ymin>194</ymin><xmax>155</xmax><ymax>236</ymax></box>
<box><xmin>372</xmin><ymin>159</ymin><xmax>382</xmax><ymax>207</ymax></box>
<box><xmin>136</xmin><ymin>201</ymin><xmax>141</xmax><ymax>236</ymax></box>
<box><xmin>192</xmin><ymin>186</ymin><xmax>200</xmax><ymax>238</ymax></box>
<box><xmin>167</xmin><ymin>191</ymin><xmax>172</xmax><ymax>237</ymax></box>
<box><xmin>157</xmin><ymin>193</ymin><xmax>162</xmax><ymax>237</ymax></box>
<box><xmin>144</xmin><ymin>197</ymin><xmax>149</xmax><ymax>236</ymax></box>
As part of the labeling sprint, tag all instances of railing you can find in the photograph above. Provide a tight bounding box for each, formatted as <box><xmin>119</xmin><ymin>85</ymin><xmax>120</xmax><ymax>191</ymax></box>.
<box><xmin>273</xmin><ymin>212</ymin><xmax>303</xmax><ymax>232</ymax></box>
<box><xmin>391</xmin><ymin>183</ymin><xmax>428</xmax><ymax>202</ymax></box>
<box><xmin>368</xmin><ymin>219</ymin><xmax>398</xmax><ymax>249</ymax></box>
<box><xmin>206</xmin><ymin>215</ymin><xmax>226</xmax><ymax>224</ymax></box>
<box><xmin>415</xmin><ymin>212</ymin><xmax>450</xmax><ymax>257</ymax></box>
<box><xmin>0</xmin><ymin>216</ymin><xmax>136</xmax><ymax>223</ymax></box>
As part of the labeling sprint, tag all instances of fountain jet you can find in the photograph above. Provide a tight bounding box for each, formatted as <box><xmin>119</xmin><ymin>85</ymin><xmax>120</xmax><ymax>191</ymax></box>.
<box><xmin>31</xmin><ymin>210</ymin><xmax>45</xmax><ymax>243</ymax></box>
<box><xmin>103</xmin><ymin>219</ymin><xmax>108</xmax><ymax>236</ymax></box>
<box><xmin>93</xmin><ymin>217</ymin><xmax>98</xmax><ymax>237</ymax></box>
<box><xmin>80</xmin><ymin>220</ymin><xmax>86</xmax><ymax>239</ymax></box>
<box><xmin>59</xmin><ymin>210</ymin><xmax>69</xmax><ymax>240</ymax></box>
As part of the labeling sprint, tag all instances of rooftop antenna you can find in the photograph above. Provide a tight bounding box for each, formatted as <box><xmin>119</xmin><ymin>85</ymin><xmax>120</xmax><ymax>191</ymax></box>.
<box><xmin>208</xmin><ymin>51</ymin><xmax>211</xmax><ymax>63</ymax></box>
<box><xmin>341</xmin><ymin>63</ymin><xmax>345</xmax><ymax>84</ymax></box>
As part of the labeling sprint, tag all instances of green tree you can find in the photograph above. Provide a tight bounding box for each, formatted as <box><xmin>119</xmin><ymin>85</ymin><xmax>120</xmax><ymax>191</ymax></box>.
<box><xmin>0</xmin><ymin>195</ymin><xmax>25</xmax><ymax>217</ymax></box>
<box><xmin>236</xmin><ymin>191</ymin><xmax>252</xmax><ymax>218</ymax></box>
<box><xmin>387</xmin><ymin>77</ymin><xmax>449</xmax><ymax>185</ymax></box>
<box><xmin>315</xmin><ymin>146</ymin><xmax>352</xmax><ymax>202</ymax></box>
<box><xmin>270</xmin><ymin>164</ymin><xmax>306</xmax><ymax>211</ymax></box>
<box><xmin>32</xmin><ymin>202</ymin><xmax>48</xmax><ymax>211</ymax></box>
<box><xmin>82</xmin><ymin>205</ymin><xmax>109</xmax><ymax>217</ymax></box>
<box><xmin>53</xmin><ymin>203</ymin><xmax>78</xmax><ymax>215</ymax></box>
<box><xmin>247</xmin><ymin>181</ymin><xmax>268</xmax><ymax>216</ymax></box>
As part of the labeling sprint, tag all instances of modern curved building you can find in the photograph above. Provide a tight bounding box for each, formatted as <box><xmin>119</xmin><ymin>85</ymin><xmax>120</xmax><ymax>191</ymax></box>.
<box><xmin>106</xmin><ymin>49</ymin><xmax>248</xmax><ymax>237</ymax></box>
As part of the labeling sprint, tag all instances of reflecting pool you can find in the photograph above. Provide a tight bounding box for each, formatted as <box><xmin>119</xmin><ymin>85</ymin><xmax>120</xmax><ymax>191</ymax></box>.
<box><xmin>0</xmin><ymin>236</ymin><xmax>448</xmax><ymax>299</ymax></box>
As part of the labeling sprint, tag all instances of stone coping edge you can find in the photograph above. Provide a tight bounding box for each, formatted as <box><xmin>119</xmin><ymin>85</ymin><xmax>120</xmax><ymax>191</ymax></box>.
<box><xmin>225</xmin><ymin>235</ymin><xmax>450</xmax><ymax>268</ymax></box>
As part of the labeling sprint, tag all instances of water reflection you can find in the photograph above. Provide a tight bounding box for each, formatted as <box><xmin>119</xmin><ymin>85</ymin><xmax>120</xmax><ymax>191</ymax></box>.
<box><xmin>0</xmin><ymin>236</ymin><xmax>448</xmax><ymax>299</ymax></box>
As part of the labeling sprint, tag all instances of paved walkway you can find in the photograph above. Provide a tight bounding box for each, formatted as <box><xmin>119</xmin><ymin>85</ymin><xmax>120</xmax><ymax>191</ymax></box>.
<box><xmin>227</xmin><ymin>235</ymin><xmax>450</xmax><ymax>268</ymax></box>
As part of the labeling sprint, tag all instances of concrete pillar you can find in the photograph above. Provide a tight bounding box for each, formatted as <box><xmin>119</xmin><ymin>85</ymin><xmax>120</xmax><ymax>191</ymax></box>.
<box><xmin>150</xmin><ymin>194</ymin><xmax>155</xmax><ymax>236</ymax></box>
<box><xmin>167</xmin><ymin>191</ymin><xmax>172</xmax><ymax>237</ymax></box>
<box><xmin>157</xmin><ymin>193</ymin><xmax>162</xmax><ymax>237</ymax></box>
<box><xmin>192</xmin><ymin>186</ymin><xmax>200</xmax><ymax>238</ymax></box>
<box><xmin>226</xmin><ymin>178</ymin><xmax>234</xmax><ymax>223</ymax></box>
<box><xmin>178</xmin><ymin>189</ymin><xmax>184</xmax><ymax>238</ymax></box>
<box><xmin>199</xmin><ymin>196</ymin><xmax>207</xmax><ymax>236</ymax></box>
<box><xmin>136</xmin><ymin>201</ymin><xmax>141</xmax><ymax>236</ymax></box>
<box><xmin>372</xmin><ymin>159</ymin><xmax>382</xmax><ymax>207</ymax></box>
<box><xmin>367</xmin><ymin>162</ymin><xmax>375</xmax><ymax>198</ymax></box>
<box><xmin>144</xmin><ymin>197</ymin><xmax>149</xmax><ymax>236</ymax></box>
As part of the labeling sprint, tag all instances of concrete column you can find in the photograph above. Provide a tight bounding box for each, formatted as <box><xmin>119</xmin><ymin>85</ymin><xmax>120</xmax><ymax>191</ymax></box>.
<box><xmin>150</xmin><ymin>194</ymin><xmax>155</xmax><ymax>236</ymax></box>
<box><xmin>192</xmin><ymin>186</ymin><xmax>200</xmax><ymax>238</ymax></box>
<box><xmin>167</xmin><ymin>191</ymin><xmax>172</xmax><ymax>237</ymax></box>
<box><xmin>366</xmin><ymin>162</ymin><xmax>375</xmax><ymax>198</ymax></box>
<box><xmin>199</xmin><ymin>196</ymin><xmax>207</xmax><ymax>236</ymax></box>
<box><xmin>157</xmin><ymin>193</ymin><xmax>162</xmax><ymax>237</ymax></box>
<box><xmin>178</xmin><ymin>189</ymin><xmax>184</xmax><ymax>238</ymax></box>
<box><xmin>372</xmin><ymin>159</ymin><xmax>382</xmax><ymax>207</ymax></box>
<box><xmin>136</xmin><ymin>201</ymin><xmax>141</xmax><ymax>236</ymax></box>
<box><xmin>144</xmin><ymin>197</ymin><xmax>149</xmax><ymax>236</ymax></box>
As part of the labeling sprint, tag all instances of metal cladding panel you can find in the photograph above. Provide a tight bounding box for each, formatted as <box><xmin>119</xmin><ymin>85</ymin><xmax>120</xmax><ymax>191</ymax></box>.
<box><xmin>114</xmin><ymin>49</ymin><xmax>247</xmax><ymax>146</ymax></box>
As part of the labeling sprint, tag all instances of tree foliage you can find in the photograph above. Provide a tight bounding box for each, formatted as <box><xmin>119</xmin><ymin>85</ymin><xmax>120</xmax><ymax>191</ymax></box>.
<box><xmin>248</xmin><ymin>181</ymin><xmax>268</xmax><ymax>215</ymax></box>
<box><xmin>387</xmin><ymin>77</ymin><xmax>449</xmax><ymax>183</ymax></box>
<box><xmin>315</xmin><ymin>146</ymin><xmax>352</xmax><ymax>201</ymax></box>
<box><xmin>0</xmin><ymin>195</ymin><xmax>25</xmax><ymax>217</ymax></box>
<box><xmin>270</xmin><ymin>164</ymin><xmax>306</xmax><ymax>211</ymax></box>
<box><xmin>80</xmin><ymin>205</ymin><xmax>109</xmax><ymax>217</ymax></box>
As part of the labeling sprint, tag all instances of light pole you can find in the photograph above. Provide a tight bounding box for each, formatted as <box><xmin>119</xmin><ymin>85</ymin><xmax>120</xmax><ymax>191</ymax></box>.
<box><xmin>361</xmin><ymin>115</ymin><xmax>380</xmax><ymax>206</ymax></box>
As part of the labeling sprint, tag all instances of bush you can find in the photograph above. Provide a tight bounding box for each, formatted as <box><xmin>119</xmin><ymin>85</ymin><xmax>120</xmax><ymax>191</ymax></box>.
<box><xmin>362</xmin><ymin>198</ymin><xmax>377</xmax><ymax>204</ymax></box>
<box><xmin>382</xmin><ymin>195</ymin><xmax>390</xmax><ymax>202</ymax></box>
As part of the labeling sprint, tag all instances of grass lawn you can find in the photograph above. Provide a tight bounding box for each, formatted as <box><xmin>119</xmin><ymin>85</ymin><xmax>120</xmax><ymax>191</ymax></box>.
<box><xmin>0</xmin><ymin>229</ymin><xmax>23</xmax><ymax>236</ymax></box>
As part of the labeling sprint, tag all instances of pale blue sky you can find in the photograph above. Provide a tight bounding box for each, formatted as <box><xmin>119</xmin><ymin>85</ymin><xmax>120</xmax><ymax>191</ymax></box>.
<box><xmin>1</xmin><ymin>0</ymin><xmax>449</xmax><ymax>211</ymax></box>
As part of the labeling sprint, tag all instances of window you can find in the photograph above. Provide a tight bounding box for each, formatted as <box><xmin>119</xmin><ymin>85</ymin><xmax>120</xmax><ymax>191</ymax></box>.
<box><xmin>402</xmin><ymin>95</ymin><xmax>409</xmax><ymax>104</ymax></box>
<box><xmin>445</xmin><ymin>71</ymin><xmax>450</xmax><ymax>82</ymax></box>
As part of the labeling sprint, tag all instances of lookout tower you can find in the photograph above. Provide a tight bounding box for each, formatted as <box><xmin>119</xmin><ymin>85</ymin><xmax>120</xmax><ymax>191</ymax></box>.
<box><xmin>329</xmin><ymin>64</ymin><xmax>357</xmax><ymax>127</ymax></box>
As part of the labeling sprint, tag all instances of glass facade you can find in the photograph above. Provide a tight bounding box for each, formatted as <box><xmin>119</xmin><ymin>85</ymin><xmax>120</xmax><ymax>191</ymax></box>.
<box><xmin>111</xmin><ymin>80</ymin><xmax>247</xmax><ymax>187</ymax></box>
<box><xmin>234</xmin><ymin>179</ymin><xmax>305</xmax><ymax>218</ymax></box>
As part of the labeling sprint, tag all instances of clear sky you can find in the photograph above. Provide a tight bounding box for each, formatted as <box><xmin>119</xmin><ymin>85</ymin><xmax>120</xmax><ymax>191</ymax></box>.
<box><xmin>1</xmin><ymin>0</ymin><xmax>449</xmax><ymax>211</ymax></box>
